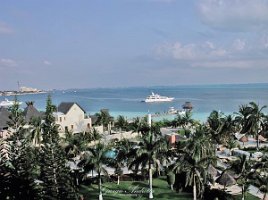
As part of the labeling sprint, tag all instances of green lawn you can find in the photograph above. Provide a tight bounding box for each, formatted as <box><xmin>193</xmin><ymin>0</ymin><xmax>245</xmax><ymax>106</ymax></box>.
<box><xmin>79</xmin><ymin>177</ymin><xmax>192</xmax><ymax>200</ymax></box>
<box><xmin>79</xmin><ymin>177</ymin><xmax>261</xmax><ymax>200</ymax></box>
<box><xmin>233</xmin><ymin>193</ymin><xmax>260</xmax><ymax>200</ymax></box>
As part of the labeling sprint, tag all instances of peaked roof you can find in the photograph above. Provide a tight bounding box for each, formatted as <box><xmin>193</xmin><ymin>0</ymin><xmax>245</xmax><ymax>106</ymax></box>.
<box><xmin>208</xmin><ymin>164</ymin><xmax>219</xmax><ymax>178</ymax></box>
<box><xmin>23</xmin><ymin>104</ymin><xmax>42</xmax><ymax>122</ymax></box>
<box><xmin>0</xmin><ymin>107</ymin><xmax>10</xmax><ymax>128</ymax></box>
<box><xmin>258</xmin><ymin>135</ymin><xmax>267</xmax><ymax>142</ymax></box>
<box><xmin>239</xmin><ymin>135</ymin><xmax>249</xmax><ymax>143</ymax></box>
<box><xmin>57</xmin><ymin>102</ymin><xmax>86</xmax><ymax>114</ymax></box>
<box><xmin>216</xmin><ymin>172</ymin><xmax>236</xmax><ymax>186</ymax></box>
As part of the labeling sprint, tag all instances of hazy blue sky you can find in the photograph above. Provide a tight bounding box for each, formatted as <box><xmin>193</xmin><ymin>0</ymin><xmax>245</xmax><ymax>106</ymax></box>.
<box><xmin>1</xmin><ymin>0</ymin><xmax>268</xmax><ymax>90</ymax></box>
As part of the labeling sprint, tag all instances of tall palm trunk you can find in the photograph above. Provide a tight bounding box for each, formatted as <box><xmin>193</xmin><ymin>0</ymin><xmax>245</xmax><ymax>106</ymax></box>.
<box><xmin>193</xmin><ymin>175</ymin><xmax>197</xmax><ymax>200</ymax></box>
<box><xmin>149</xmin><ymin>163</ymin><xmax>153</xmax><ymax>199</ymax></box>
<box><xmin>257</xmin><ymin>134</ymin><xmax>260</xmax><ymax>150</ymax></box>
<box><xmin>242</xmin><ymin>184</ymin><xmax>245</xmax><ymax>200</ymax></box>
<box><xmin>263</xmin><ymin>192</ymin><xmax>267</xmax><ymax>200</ymax></box>
<box><xmin>98</xmin><ymin>172</ymin><xmax>103</xmax><ymax>200</ymax></box>
<box><xmin>76</xmin><ymin>177</ymin><xmax>79</xmax><ymax>186</ymax></box>
<box><xmin>117</xmin><ymin>175</ymin><xmax>120</xmax><ymax>185</ymax></box>
<box><xmin>148</xmin><ymin>113</ymin><xmax>153</xmax><ymax>199</ymax></box>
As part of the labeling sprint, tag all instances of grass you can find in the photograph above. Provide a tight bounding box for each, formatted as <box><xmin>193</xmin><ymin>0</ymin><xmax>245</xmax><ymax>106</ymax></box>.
<box><xmin>79</xmin><ymin>176</ymin><xmax>192</xmax><ymax>200</ymax></box>
<box><xmin>79</xmin><ymin>177</ymin><xmax>261</xmax><ymax>200</ymax></box>
<box><xmin>233</xmin><ymin>193</ymin><xmax>260</xmax><ymax>200</ymax></box>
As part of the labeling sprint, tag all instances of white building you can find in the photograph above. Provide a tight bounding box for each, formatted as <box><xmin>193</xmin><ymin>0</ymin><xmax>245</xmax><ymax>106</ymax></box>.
<box><xmin>54</xmin><ymin>102</ymin><xmax>92</xmax><ymax>133</ymax></box>
<box><xmin>20</xmin><ymin>86</ymin><xmax>41</xmax><ymax>92</ymax></box>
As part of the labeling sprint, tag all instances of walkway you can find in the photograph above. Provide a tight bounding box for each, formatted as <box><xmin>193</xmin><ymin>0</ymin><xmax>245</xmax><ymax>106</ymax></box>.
<box><xmin>248</xmin><ymin>185</ymin><xmax>267</xmax><ymax>200</ymax></box>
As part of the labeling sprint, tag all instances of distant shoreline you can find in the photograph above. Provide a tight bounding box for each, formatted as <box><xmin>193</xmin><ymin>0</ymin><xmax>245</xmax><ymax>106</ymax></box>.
<box><xmin>0</xmin><ymin>91</ymin><xmax>47</xmax><ymax>96</ymax></box>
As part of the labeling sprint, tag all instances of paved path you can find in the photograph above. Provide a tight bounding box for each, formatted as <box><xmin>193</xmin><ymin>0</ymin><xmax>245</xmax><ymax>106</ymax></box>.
<box><xmin>211</xmin><ymin>184</ymin><xmax>267</xmax><ymax>199</ymax></box>
<box><xmin>248</xmin><ymin>185</ymin><xmax>267</xmax><ymax>200</ymax></box>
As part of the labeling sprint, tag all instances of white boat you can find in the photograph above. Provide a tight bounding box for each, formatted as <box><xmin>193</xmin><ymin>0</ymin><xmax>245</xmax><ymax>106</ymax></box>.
<box><xmin>167</xmin><ymin>107</ymin><xmax>177</xmax><ymax>114</ymax></box>
<box><xmin>168</xmin><ymin>107</ymin><xmax>186</xmax><ymax>115</ymax></box>
<box><xmin>144</xmin><ymin>92</ymin><xmax>174</xmax><ymax>103</ymax></box>
<box><xmin>0</xmin><ymin>99</ymin><xmax>22</xmax><ymax>107</ymax></box>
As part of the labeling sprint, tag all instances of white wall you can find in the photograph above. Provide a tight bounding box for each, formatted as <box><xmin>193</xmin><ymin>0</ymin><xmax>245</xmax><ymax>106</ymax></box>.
<box><xmin>55</xmin><ymin>104</ymin><xmax>92</xmax><ymax>133</ymax></box>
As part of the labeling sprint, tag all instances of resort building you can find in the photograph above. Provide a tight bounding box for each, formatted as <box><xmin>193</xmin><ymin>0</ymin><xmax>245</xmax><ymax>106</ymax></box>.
<box><xmin>20</xmin><ymin>86</ymin><xmax>41</xmax><ymax>93</ymax></box>
<box><xmin>54</xmin><ymin>102</ymin><xmax>92</xmax><ymax>133</ymax></box>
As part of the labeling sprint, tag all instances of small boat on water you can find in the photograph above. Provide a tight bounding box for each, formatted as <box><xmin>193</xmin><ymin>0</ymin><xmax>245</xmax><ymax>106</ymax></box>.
<box><xmin>168</xmin><ymin>107</ymin><xmax>186</xmax><ymax>115</ymax></box>
<box><xmin>167</xmin><ymin>107</ymin><xmax>177</xmax><ymax>114</ymax></box>
<box><xmin>0</xmin><ymin>99</ymin><xmax>22</xmax><ymax>107</ymax></box>
<box><xmin>143</xmin><ymin>92</ymin><xmax>174</xmax><ymax>103</ymax></box>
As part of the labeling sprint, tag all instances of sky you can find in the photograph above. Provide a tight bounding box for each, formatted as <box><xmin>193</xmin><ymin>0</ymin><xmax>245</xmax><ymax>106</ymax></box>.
<box><xmin>1</xmin><ymin>0</ymin><xmax>268</xmax><ymax>90</ymax></box>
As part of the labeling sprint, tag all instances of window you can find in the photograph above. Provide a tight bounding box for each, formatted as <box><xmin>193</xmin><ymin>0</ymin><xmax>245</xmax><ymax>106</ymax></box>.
<box><xmin>71</xmin><ymin>125</ymin><xmax>74</xmax><ymax>129</ymax></box>
<box><xmin>59</xmin><ymin>117</ymin><xmax>62</xmax><ymax>122</ymax></box>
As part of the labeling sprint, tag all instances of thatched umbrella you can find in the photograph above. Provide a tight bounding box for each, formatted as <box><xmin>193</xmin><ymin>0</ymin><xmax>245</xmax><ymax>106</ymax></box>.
<box><xmin>239</xmin><ymin>135</ymin><xmax>249</xmax><ymax>147</ymax></box>
<box><xmin>0</xmin><ymin>107</ymin><xmax>10</xmax><ymax>129</ymax></box>
<box><xmin>258</xmin><ymin>135</ymin><xmax>267</xmax><ymax>142</ymax></box>
<box><xmin>23</xmin><ymin>101</ymin><xmax>42</xmax><ymax>123</ymax></box>
<box><xmin>208</xmin><ymin>165</ymin><xmax>218</xmax><ymax>178</ymax></box>
<box><xmin>182</xmin><ymin>102</ymin><xmax>193</xmax><ymax>110</ymax></box>
<box><xmin>216</xmin><ymin>172</ymin><xmax>236</xmax><ymax>188</ymax></box>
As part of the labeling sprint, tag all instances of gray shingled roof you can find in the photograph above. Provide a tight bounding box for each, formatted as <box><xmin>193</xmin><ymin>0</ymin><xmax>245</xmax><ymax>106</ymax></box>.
<box><xmin>23</xmin><ymin>104</ymin><xmax>42</xmax><ymax>123</ymax></box>
<box><xmin>57</xmin><ymin>102</ymin><xmax>86</xmax><ymax>114</ymax></box>
<box><xmin>0</xmin><ymin>107</ymin><xmax>10</xmax><ymax>128</ymax></box>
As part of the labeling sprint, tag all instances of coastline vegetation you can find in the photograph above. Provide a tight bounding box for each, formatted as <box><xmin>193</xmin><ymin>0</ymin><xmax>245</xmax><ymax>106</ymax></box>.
<box><xmin>0</xmin><ymin>96</ymin><xmax>268</xmax><ymax>200</ymax></box>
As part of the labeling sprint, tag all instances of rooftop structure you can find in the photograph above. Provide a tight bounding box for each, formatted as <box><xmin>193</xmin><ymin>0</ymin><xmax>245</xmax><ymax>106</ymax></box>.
<box><xmin>54</xmin><ymin>102</ymin><xmax>92</xmax><ymax>133</ymax></box>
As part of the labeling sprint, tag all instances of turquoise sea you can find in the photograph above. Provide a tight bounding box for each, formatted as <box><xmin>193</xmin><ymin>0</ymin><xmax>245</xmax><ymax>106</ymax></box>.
<box><xmin>1</xmin><ymin>83</ymin><xmax>268</xmax><ymax>122</ymax></box>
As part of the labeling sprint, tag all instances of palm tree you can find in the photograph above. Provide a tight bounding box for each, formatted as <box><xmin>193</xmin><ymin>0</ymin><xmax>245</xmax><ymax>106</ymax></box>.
<box><xmin>83</xmin><ymin>128</ymin><xmax>101</xmax><ymax>143</ymax></box>
<box><xmin>235</xmin><ymin>104</ymin><xmax>252</xmax><ymax>134</ymax></box>
<box><xmin>109</xmin><ymin>138</ymin><xmax>136</xmax><ymax>185</ymax></box>
<box><xmin>173</xmin><ymin>151</ymin><xmax>211</xmax><ymax>200</ymax></box>
<box><xmin>208</xmin><ymin>111</ymin><xmax>236</xmax><ymax>146</ymax></box>
<box><xmin>174</xmin><ymin>111</ymin><xmax>194</xmax><ymax>128</ymax></box>
<box><xmin>230</xmin><ymin>155</ymin><xmax>253</xmax><ymax>200</ymax></box>
<box><xmin>235</xmin><ymin>102</ymin><xmax>267</xmax><ymax>149</ymax></box>
<box><xmin>95</xmin><ymin>109</ymin><xmax>113</xmax><ymax>133</ymax></box>
<box><xmin>247</xmin><ymin>102</ymin><xmax>267</xmax><ymax>149</ymax></box>
<box><xmin>207</xmin><ymin>110</ymin><xmax>222</xmax><ymax>133</ymax></box>
<box><xmin>63</xmin><ymin>133</ymin><xmax>87</xmax><ymax>159</ymax></box>
<box><xmin>261</xmin><ymin>115</ymin><xmax>268</xmax><ymax>138</ymax></box>
<box><xmin>128</xmin><ymin>124</ymin><xmax>169</xmax><ymax>199</ymax></box>
<box><xmin>114</xmin><ymin>115</ymin><xmax>128</xmax><ymax>132</ymax></box>
<box><xmin>166</xmin><ymin>167</ymin><xmax>175</xmax><ymax>190</ymax></box>
<box><xmin>129</xmin><ymin>116</ymin><xmax>148</xmax><ymax>133</ymax></box>
<box><xmin>28</xmin><ymin>116</ymin><xmax>43</xmax><ymax>147</ymax></box>
<box><xmin>79</xmin><ymin>142</ymin><xmax>109</xmax><ymax>200</ymax></box>
<box><xmin>172</xmin><ymin>124</ymin><xmax>216</xmax><ymax>200</ymax></box>
<box><xmin>189</xmin><ymin>125</ymin><xmax>216</xmax><ymax>161</ymax></box>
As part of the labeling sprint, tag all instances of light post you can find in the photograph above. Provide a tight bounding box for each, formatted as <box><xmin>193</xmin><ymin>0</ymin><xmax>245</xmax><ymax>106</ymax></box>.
<box><xmin>148</xmin><ymin>113</ymin><xmax>153</xmax><ymax>199</ymax></box>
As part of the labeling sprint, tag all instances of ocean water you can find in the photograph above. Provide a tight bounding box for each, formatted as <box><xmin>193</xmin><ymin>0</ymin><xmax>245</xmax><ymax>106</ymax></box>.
<box><xmin>1</xmin><ymin>84</ymin><xmax>268</xmax><ymax>122</ymax></box>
